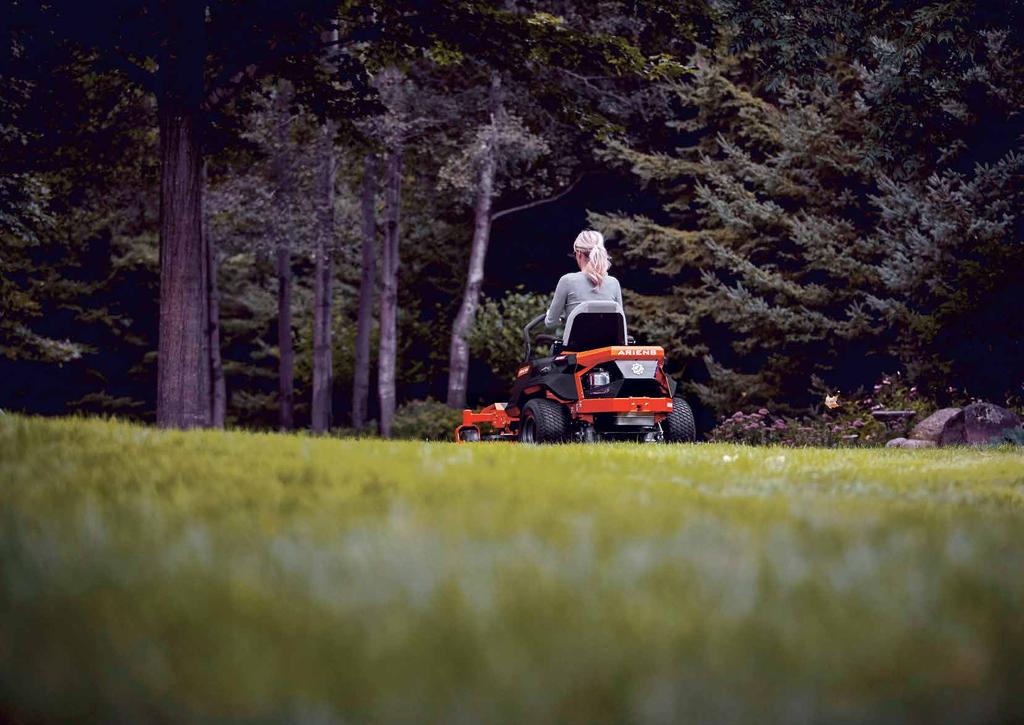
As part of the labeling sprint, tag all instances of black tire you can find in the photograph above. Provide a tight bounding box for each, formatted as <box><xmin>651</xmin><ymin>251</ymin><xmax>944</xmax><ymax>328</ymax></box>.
<box><xmin>664</xmin><ymin>397</ymin><xmax>696</xmax><ymax>442</ymax></box>
<box><xmin>458</xmin><ymin>427</ymin><xmax>480</xmax><ymax>442</ymax></box>
<box><xmin>519</xmin><ymin>398</ymin><xmax>571</xmax><ymax>444</ymax></box>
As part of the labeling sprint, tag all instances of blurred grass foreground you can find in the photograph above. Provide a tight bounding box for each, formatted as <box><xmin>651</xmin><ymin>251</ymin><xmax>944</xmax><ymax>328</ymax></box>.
<box><xmin>2</xmin><ymin>415</ymin><xmax>1023</xmax><ymax>723</ymax></box>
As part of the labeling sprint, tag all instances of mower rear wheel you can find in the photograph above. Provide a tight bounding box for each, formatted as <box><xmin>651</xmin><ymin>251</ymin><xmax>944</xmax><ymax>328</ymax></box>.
<box><xmin>520</xmin><ymin>398</ymin><xmax>571</xmax><ymax>444</ymax></box>
<box><xmin>664</xmin><ymin>397</ymin><xmax>697</xmax><ymax>442</ymax></box>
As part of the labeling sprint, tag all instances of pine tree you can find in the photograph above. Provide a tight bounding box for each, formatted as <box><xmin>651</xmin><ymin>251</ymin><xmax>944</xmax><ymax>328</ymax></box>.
<box><xmin>598</xmin><ymin>5</ymin><xmax>1024</xmax><ymax>414</ymax></box>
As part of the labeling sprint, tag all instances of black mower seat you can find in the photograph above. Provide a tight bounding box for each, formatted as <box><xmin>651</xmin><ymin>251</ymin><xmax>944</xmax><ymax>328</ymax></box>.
<box><xmin>562</xmin><ymin>300</ymin><xmax>628</xmax><ymax>351</ymax></box>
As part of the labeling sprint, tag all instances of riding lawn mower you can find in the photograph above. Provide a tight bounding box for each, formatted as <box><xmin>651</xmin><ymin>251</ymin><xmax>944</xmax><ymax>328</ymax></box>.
<box><xmin>455</xmin><ymin>301</ymin><xmax>696</xmax><ymax>443</ymax></box>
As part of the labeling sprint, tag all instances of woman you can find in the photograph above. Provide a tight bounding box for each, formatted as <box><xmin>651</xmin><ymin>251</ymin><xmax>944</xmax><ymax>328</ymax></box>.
<box><xmin>545</xmin><ymin>229</ymin><xmax>623</xmax><ymax>329</ymax></box>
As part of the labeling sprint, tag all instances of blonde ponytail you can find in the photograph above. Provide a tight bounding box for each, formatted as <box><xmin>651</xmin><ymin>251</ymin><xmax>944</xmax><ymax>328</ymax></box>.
<box><xmin>573</xmin><ymin>230</ymin><xmax>610</xmax><ymax>287</ymax></box>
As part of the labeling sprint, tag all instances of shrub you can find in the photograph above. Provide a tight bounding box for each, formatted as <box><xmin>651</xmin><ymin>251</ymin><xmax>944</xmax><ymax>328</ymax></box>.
<box><xmin>331</xmin><ymin>421</ymin><xmax>379</xmax><ymax>439</ymax></box>
<box><xmin>709</xmin><ymin>372</ymin><xmax>934</xmax><ymax>447</ymax></box>
<box><xmin>391</xmin><ymin>399</ymin><xmax>463</xmax><ymax>441</ymax></box>
<box><xmin>469</xmin><ymin>289</ymin><xmax>551</xmax><ymax>379</ymax></box>
<box><xmin>817</xmin><ymin>371</ymin><xmax>933</xmax><ymax>446</ymax></box>
<box><xmin>709</xmin><ymin>408</ymin><xmax>832</xmax><ymax>447</ymax></box>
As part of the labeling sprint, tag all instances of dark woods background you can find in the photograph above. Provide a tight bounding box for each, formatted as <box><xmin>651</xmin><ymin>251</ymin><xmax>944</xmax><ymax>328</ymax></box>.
<box><xmin>2</xmin><ymin>0</ymin><xmax>1022</xmax><ymax>434</ymax></box>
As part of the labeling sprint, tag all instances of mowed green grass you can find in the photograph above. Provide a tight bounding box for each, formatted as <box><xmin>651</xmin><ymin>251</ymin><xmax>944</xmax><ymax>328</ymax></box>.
<box><xmin>2</xmin><ymin>415</ymin><xmax>1023</xmax><ymax>724</ymax></box>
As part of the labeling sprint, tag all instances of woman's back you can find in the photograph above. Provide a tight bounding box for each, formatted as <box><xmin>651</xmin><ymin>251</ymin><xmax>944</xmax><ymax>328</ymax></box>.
<box><xmin>545</xmin><ymin>271</ymin><xmax>622</xmax><ymax>328</ymax></box>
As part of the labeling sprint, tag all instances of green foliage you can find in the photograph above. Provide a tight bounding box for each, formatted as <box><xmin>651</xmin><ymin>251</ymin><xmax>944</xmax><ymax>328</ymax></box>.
<box><xmin>6</xmin><ymin>0</ymin><xmax>1022</xmax><ymax>431</ymax></box>
<box><xmin>867</xmin><ymin>153</ymin><xmax>1024</xmax><ymax>394</ymax></box>
<box><xmin>601</xmin><ymin>4</ymin><xmax>1024</xmax><ymax>415</ymax></box>
<box><xmin>469</xmin><ymin>289</ymin><xmax>550</xmax><ymax>379</ymax></box>
<box><xmin>0</xmin><ymin>79</ymin><xmax>83</xmax><ymax>363</ymax></box>
<box><xmin>2</xmin><ymin>0</ymin><xmax>718</xmax><ymax>425</ymax></box>
<box><xmin>390</xmin><ymin>398</ymin><xmax>464</xmax><ymax>440</ymax></box>
<box><xmin>3</xmin><ymin>415</ymin><xmax>1024</xmax><ymax>721</ymax></box>
<box><xmin>707</xmin><ymin>408</ymin><xmax>797</xmax><ymax>445</ymax></box>
<box><xmin>709</xmin><ymin>372</ymin><xmax>934</xmax><ymax>447</ymax></box>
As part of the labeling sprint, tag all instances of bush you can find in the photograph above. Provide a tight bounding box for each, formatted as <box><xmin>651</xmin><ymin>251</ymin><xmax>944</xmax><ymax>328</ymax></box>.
<box><xmin>391</xmin><ymin>398</ymin><xmax>463</xmax><ymax>441</ymax></box>
<box><xmin>330</xmin><ymin>421</ymin><xmax>379</xmax><ymax>439</ymax></box>
<box><xmin>709</xmin><ymin>372</ymin><xmax>933</xmax><ymax>447</ymax></box>
<box><xmin>710</xmin><ymin>408</ymin><xmax>818</xmax><ymax>446</ymax></box>
<box><xmin>469</xmin><ymin>289</ymin><xmax>551</xmax><ymax>379</ymax></box>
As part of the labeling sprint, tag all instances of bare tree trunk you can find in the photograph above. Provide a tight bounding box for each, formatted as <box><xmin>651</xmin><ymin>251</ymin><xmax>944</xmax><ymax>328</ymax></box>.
<box><xmin>311</xmin><ymin>30</ymin><xmax>338</xmax><ymax>435</ymax></box>
<box><xmin>446</xmin><ymin>74</ymin><xmax>502</xmax><ymax>409</ymax></box>
<box><xmin>378</xmin><ymin>147</ymin><xmax>403</xmax><ymax>438</ymax></box>
<box><xmin>155</xmin><ymin>1</ymin><xmax>209</xmax><ymax>429</ymax></box>
<box><xmin>276</xmin><ymin>244</ymin><xmax>294</xmax><ymax>430</ymax></box>
<box><xmin>311</xmin><ymin>123</ymin><xmax>336</xmax><ymax>434</ymax></box>
<box><xmin>272</xmin><ymin>83</ymin><xmax>295</xmax><ymax>431</ymax></box>
<box><xmin>204</xmin><ymin>163</ymin><xmax>226</xmax><ymax>428</ymax></box>
<box><xmin>352</xmin><ymin>152</ymin><xmax>378</xmax><ymax>429</ymax></box>
<box><xmin>446</xmin><ymin>144</ymin><xmax>497</xmax><ymax>409</ymax></box>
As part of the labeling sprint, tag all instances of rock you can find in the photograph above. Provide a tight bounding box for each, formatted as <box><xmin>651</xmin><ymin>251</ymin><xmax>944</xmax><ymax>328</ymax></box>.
<box><xmin>871</xmin><ymin>410</ymin><xmax>916</xmax><ymax>425</ymax></box>
<box><xmin>958</xmin><ymin>402</ymin><xmax>1022</xmax><ymax>446</ymax></box>
<box><xmin>886</xmin><ymin>437</ymin><xmax>937</xmax><ymax>449</ymax></box>
<box><xmin>909</xmin><ymin>408</ymin><xmax>963</xmax><ymax>443</ymax></box>
<box><xmin>886</xmin><ymin>403</ymin><xmax>1020</xmax><ymax>447</ymax></box>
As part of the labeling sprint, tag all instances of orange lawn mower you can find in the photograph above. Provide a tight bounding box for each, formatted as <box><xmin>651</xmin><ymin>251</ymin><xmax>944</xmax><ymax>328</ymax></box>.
<box><xmin>455</xmin><ymin>301</ymin><xmax>697</xmax><ymax>444</ymax></box>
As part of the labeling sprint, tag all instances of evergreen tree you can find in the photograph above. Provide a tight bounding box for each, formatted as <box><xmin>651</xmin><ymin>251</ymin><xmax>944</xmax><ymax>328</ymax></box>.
<box><xmin>598</xmin><ymin>4</ymin><xmax>1024</xmax><ymax>414</ymax></box>
<box><xmin>1</xmin><ymin>34</ymin><xmax>162</xmax><ymax>416</ymax></box>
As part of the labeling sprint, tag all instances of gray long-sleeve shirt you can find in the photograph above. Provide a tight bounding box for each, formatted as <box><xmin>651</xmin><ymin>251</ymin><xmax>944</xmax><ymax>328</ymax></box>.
<box><xmin>544</xmin><ymin>271</ymin><xmax>623</xmax><ymax>328</ymax></box>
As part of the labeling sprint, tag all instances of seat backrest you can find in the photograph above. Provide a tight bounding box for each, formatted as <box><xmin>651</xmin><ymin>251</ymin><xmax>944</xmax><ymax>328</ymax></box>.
<box><xmin>562</xmin><ymin>300</ymin><xmax>627</xmax><ymax>351</ymax></box>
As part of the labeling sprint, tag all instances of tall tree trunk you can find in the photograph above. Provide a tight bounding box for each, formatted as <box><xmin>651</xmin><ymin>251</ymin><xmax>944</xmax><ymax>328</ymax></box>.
<box><xmin>352</xmin><ymin>152</ymin><xmax>378</xmax><ymax>429</ymax></box>
<box><xmin>311</xmin><ymin>29</ymin><xmax>338</xmax><ymax>435</ymax></box>
<box><xmin>446</xmin><ymin>141</ymin><xmax>498</xmax><ymax>409</ymax></box>
<box><xmin>276</xmin><ymin>243</ymin><xmax>294</xmax><ymax>431</ymax></box>
<box><xmin>378</xmin><ymin>147</ymin><xmax>403</xmax><ymax>438</ymax></box>
<box><xmin>204</xmin><ymin>163</ymin><xmax>226</xmax><ymax>428</ymax></box>
<box><xmin>311</xmin><ymin>123</ymin><xmax>336</xmax><ymax>434</ymax></box>
<box><xmin>272</xmin><ymin>83</ymin><xmax>295</xmax><ymax>431</ymax></box>
<box><xmin>446</xmin><ymin>74</ymin><xmax>502</xmax><ymax>409</ymax></box>
<box><xmin>155</xmin><ymin>1</ymin><xmax>209</xmax><ymax>429</ymax></box>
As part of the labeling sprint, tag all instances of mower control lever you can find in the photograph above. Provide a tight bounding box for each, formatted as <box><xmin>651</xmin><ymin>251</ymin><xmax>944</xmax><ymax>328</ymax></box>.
<box><xmin>522</xmin><ymin>313</ymin><xmax>547</xmax><ymax>360</ymax></box>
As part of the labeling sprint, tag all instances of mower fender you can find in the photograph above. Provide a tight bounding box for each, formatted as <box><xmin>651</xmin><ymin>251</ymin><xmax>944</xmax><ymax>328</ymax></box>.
<box><xmin>508</xmin><ymin>369</ymin><xmax>578</xmax><ymax>411</ymax></box>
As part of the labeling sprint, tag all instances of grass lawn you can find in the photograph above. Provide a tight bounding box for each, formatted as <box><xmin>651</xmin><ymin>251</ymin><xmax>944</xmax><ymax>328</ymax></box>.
<box><xmin>2</xmin><ymin>414</ymin><xmax>1023</xmax><ymax>723</ymax></box>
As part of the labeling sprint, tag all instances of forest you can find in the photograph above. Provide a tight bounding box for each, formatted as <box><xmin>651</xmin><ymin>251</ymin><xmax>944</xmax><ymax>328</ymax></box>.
<box><xmin>3</xmin><ymin>0</ymin><xmax>1023</xmax><ymax>437</ymax></box>
<box><xmin>4</xmin><ymin>4</ymin><xmax>1024</xmax><ymax>721</ymax></box>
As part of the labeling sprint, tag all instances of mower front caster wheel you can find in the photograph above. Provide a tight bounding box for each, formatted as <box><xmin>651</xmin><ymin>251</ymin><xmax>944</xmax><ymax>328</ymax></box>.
<box><xmin>457</xmin><ymin>427</ymin><xmax>481</xmax><ymax>443</ymax></box>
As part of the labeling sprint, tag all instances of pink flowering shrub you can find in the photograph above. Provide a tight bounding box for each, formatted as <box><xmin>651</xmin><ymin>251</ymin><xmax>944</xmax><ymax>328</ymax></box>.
<box><xmin>708</xmin><ymin>372</ymin><xmax>933</xmax><ymax>447</ymax></box>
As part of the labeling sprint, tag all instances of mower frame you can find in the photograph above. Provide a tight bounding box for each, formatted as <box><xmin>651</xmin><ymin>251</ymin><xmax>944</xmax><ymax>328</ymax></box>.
<box><xmin>455</xmin><ymin>307</ymin><xmax>694</xmax><ymax>443</ymax></box>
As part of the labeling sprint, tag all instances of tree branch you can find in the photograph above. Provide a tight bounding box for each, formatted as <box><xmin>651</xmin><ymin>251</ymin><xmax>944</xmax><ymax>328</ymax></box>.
<box><xmin>490</xmin><ymin>175</ymin><xmax>585</xmax><ymax>223</ymax></box>
<box><xmin>562</xmin><ymin>70</ymin><xmax>620</xmax><ymax>82</ymax></box>
<box><xmin>203</xmin><ymin>63</ymin><xmax>260</xmax><ymax>112</ymax></box>
<box><xmin>559</xmin><ymin>68</ymin><xmax>633</xmax><ymax>107</ymax></box>
<box><xmin>201</xmin><ymin>27</ymin><xmax>372</xmax><ymax>114</ymax></box>
<box><xmin>108</xmin><ymin>49</ymin><xmax>157</xmax><ymax>93</ymax></box>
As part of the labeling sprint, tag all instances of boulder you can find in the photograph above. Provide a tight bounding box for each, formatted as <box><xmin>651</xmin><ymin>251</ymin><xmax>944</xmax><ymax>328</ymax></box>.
<box><xmin>871</xmin><ymin>410</ymin><xmax>917</xmax><ymax>427</ymax></box>
<box><xmin>886</xmin><ymin>437</ymin><xmax>937</xmax><ymax>449</ymax></box>
<box><xmin>909</xmin><ymin>407</ymin><xmax>963</xmax><ymax>443</ymax></box>
<box><xmin>958</xmin><ymin>402</ymin><xmax>1022</xmax><ymax>446</ymax></box>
